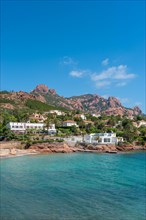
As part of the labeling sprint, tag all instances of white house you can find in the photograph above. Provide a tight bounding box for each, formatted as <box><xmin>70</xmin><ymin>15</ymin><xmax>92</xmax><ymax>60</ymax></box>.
<box><xmin>84</xmin><ymin>133</ymin><xmax>121</xmax><ymax>144</ymax></box>
<box><xmin>7</xmin><ymin>122</ymin><xmax>26</xmax><ymax>133</ymax></box>
<box><xmin>45</xmin><ymin>124</ymin><xmax>56</xmax><ymax>134</ymax></box>
<box><xmin>63</xmin><ymin>120</ymin><xmax>78</xmax><ymax>127</ymax></box>
<box><xmin>92</xmin><ymin>114</ymin><xmax>101</xmax><ymax>118</ymax></box>
<box><xmin>48</xmin><ymin>110</ymin><xmax>65</xmax><ymax>116</ymax></box>
<box><xmin>74</xmin><ymin>114</ymin><xmax>86</xmax><ymax>120</ymax></box>
<box><xmin>29</xmin><ymin>113</ymin><xmax>47</xmax><ymax>123</ymax></box>
<box><xmin>7</xmin><ymin>122</ymin><xmax>56</xmax><ymax>134</ymax></box>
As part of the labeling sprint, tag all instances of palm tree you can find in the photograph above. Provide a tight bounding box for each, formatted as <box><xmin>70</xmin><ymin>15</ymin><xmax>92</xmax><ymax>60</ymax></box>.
<box><xmin>44</xmin><ymin>113</ymin><xmax>56</xmax><ymax>134</ymax></box>
<box><xmin>44</xmin><ymin>118</ymin><xmax>52</xmax><ymax>134</ymax></box>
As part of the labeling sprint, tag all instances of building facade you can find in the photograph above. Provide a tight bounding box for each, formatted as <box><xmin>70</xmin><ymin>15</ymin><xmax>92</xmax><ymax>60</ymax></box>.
<box><xmin>63</xmin><ymin>120</ymin><xmax>78</xmax><ymax>127</ymax></box>
<box><xmin>84</xmin><ymin>133</ymin><xmax>120</xmax><ymax>144</ymax></box>
<box><xmin>29</xmin><ymin>113</ymin><xmax>47</xmax><ymax>123</ymax></box>
<box><xmin>74</xmin><ymin>114</ymin><xmax>86</xmax><ymax>120</ymax></box>
<box><xmin>7</xmin><ymin>122</ymin><xmax>56</xmax><ymax>134</ymax></box>
<box><xmin>48</xmin><ymin>110</ymin><xmax>65</xmax><ymax>116</ymax></box>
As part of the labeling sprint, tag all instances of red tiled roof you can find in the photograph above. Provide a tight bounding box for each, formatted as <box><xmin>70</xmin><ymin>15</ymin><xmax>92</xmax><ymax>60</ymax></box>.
<box><xmin>63</xmin><ymin>120</ymin><xmax>76</xmax><ymax>123</ymax></box>
<box><xmin>84</xmin><ymin>120</ymin><xmax>94</xmax><ymax>123</ymax></box>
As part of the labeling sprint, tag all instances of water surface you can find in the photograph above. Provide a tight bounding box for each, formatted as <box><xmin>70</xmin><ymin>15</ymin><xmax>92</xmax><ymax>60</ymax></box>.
<box><xmin>0</xmin><ymin>152</ymin><xmax>146</xmax><ymax>220</ymax></box>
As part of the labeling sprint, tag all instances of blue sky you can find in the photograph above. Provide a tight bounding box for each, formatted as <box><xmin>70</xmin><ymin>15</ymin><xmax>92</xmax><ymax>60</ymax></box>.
<box><xmin>1</xmin><ymin>0</ymin><xmax>145</xmax><ymax>112</ymax></box>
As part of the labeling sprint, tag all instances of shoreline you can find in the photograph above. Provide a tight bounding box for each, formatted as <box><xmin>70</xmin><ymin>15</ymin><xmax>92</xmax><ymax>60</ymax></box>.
<box><xmin>0</xmin><ymin>141</ymin><xmax>146</xmax><ymax>159</ymax></box>
<box><xmin>1</xmin><ymin>150</ymin><xmax>146</xmax><ymax>159</ymax></box>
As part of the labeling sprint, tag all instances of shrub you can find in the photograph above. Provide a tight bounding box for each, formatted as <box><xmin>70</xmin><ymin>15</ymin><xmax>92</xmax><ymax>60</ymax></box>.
<box><xmin>25</xmin><ymin>142</ymin><xmax>32</xmax><ymax>149</ymax></box>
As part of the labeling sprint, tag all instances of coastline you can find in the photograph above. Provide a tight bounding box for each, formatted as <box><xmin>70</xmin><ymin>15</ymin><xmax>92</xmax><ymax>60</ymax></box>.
<box><xmin>0</xmin><ymin>141</ymin><xmax>146</xmax><ymax>158</ymax></box>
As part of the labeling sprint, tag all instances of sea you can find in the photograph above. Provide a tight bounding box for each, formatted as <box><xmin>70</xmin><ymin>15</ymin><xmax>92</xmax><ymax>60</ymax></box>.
<box><xmin>0</xmin><ymin>152</ymin><xmax>146</xmax><ymax>220</ymax></box>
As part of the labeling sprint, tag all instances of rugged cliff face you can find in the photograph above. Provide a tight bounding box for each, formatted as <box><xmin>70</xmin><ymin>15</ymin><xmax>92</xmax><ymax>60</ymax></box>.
<box><xmin>0</xmin><ymin>91</ymin><xmax>46</xmax><ymax>104</ymax></box>
<box><xmin>32</xmin><ymin>84</ymin><xmax>56</xmax><ymax>95</ymax></box>
<box><xmin>32</xmin><ymin>84</ymin><xmax>49</xmax><ymax>93</ymax></box>
<box><xmin>31</xmin><ymin>84</ymin><xmax>143</xmax><ymax>116</ymax></box>
<box><xmin>0</xmin><ymin>84</ymin><xmax>143</xmax><ymax>116</ymax></box>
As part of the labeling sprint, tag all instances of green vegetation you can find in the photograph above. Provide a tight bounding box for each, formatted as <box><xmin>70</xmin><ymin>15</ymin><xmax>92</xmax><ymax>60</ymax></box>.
<box><xmin>0</xmin><ymin>98</ymin><xmax>15</xmax><ymax>105</ymax></box>
<box><xmin>26</xmin><ymin>100</ymin><xmax>58</xmax><ymax>111</ymax></box>
<box><xmin>0</xmin><ymin>91</ymin><xmax>10</xmax><ymax>94</ymax></box>
<box><xmin>26</xmin><ymin>99</ymin><xmax>67</xmax><ymax>112</ymax></box>
<box><xmin>0</xmin><ymin>107</ymin><xmax>146</xmax><ymax>145</ymax></box>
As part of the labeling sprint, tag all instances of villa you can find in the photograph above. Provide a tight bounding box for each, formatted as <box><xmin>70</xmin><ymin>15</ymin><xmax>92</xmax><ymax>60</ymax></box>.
<box><xmin>48</xmin><ymin>110</ymin><xmax>65</xmax><ymax>116</ymax></box>
<box><xmin>84</xmin><ymin>132</ymin><xmax>122</xmax><ymax>144</ymax></box>
<box><xmin>7</xmin><ymin>122</ymin><xmax>56</xmax><ymax>134</ymax></box>
<box><xmin>63</xmin><ymin>120</ymin><xmax>78</xmax><ymax>127</ymax></box>
<box><xmin>92</xmin><ymin>114</ymin><xmax>101</xmax><ymax>118</ymax></box>
<box><xmin>74</xmin><ymin>114</ymin><xmax>86</xmax><ymax>120</ymax></box>
<box><xmin>29</xmin><ymin>113</ymin><xmax>47</xmax><ymax>123</ymax></box>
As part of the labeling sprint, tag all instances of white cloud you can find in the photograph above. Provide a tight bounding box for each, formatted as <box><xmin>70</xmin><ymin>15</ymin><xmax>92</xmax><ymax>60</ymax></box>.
<box><xmin>61</xmin><ymin>56</ymin><xmax>77</xmax><ymax>65</ymax></box>
<box><xmin>69</xmin><ymin>70</ymin><xmax>85</xmax><ymax>78</ymax></box>
<box><xmin>95</xmin><ymin>81</ymin><xmax>111</xmax><ymax>88</ymax></box>
<box><xmin>92</xmin><ymin>65</ymin><xmax>136</xmax><ymax>81</ymax></box>
<box><xmin>91</xmin><ymin>65</ymin><xmax>136</xmax><ymax>89</ymax></box>
<box><xmin>116</xmin><ymin>82</ymin><xmax>127</xmax><ymax>87</ymax></box>
<box><xmin>69</xmin><ymin>69</ymin><xmax>90</xmax><ymax>78</ymax></box>
<box><xmin>102</xmin><ymin>58</ymin><xmax>109</xmax><ymax>66</ymax></box>
<box><xmin>68</xmin><ymin>63</ymin><xmax>136</xmax><ymax>90</ymax></box>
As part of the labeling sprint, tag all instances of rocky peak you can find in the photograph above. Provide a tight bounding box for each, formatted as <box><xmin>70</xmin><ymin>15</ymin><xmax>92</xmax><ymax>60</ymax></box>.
<box><xmin>32</xmin><ymin>84</ymin><xmax>49</xmax><ymax>94</ymax></box>
<box><xmin>49</xmin><ymin>89</ymin><xmax>56</xmax><ymax>95</ymax></box>
<box><xmin>133</xmin><ymin>106</ymin><xmax>142</xmax><ymax>115</ymax></box>
<box><xmin>107</xmin><ymin>97</ymin><xmax>122</xmax><ymax>108</ymax></box>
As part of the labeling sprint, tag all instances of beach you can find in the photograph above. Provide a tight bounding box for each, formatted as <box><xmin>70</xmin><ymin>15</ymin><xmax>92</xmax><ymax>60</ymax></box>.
<box><xmin>0</xmin><ymin>140</ymin><xmax>146</xmax><ymax>158</ymax></box>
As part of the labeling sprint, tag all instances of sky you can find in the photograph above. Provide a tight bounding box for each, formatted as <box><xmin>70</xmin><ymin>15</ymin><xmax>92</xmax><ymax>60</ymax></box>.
<box><xmin>1</xmin><ymin>0</ymin><xmax>145</xmax><ymax>112</ymax></box>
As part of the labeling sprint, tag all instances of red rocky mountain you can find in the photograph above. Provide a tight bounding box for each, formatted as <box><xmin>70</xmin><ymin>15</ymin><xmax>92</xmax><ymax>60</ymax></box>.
<box><xmin>0</xmin><ymin>84</ymin><xmax>142</xmax><ymax>116</ymax></box>
<box><xmin>31</xmin><ymin>84</ymin><xmax>142</xmax><ymax>116</ymax></box>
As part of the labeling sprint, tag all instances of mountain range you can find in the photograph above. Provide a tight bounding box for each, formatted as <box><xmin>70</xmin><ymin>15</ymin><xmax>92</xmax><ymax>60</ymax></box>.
<box><xmin>0</xmin><ymin>84</ymin><xmax>142</xmax><ymax>116</ymax></box>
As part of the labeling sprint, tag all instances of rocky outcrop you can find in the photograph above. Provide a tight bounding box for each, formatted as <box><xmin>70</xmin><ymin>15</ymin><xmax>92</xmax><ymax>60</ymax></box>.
<box><xmin>29</xmin><ymin>142</ymin><xmax>75</xmax><ymax>153</ymax></box>
<box><xmin>0</xmin><ymin>141</ymin><xmax>24</xmax><ymax>149</ymax></box>
<box><xmin>49</xmin><ymin>89</ymin><xmax>56</xmax><ymax>95</ymax></box>
<box><xmin>78</xmin><ymin>143</ymin><xmax>117</xmax><ymax>153</ymax></box>
<box><xmin>107</xmin><ymin>97</ymin><xmax>122</xmax><ymax>108</ymax></box>
<box><xmin>76</xmin><ymin>142</ymin><xmax>146</xmax><ymax>153</ymax></box>
<box><xmin>0</xmin><ymin>84</ymin><xmax>143</xmax><ymax>116</ymax></box>
<box><xmin>0</xmin><ymin>91</ymin><xmax>46</xmax><ymax>104</ymax></box>
<box><xmin>1</xmin><ymin>141</ymin><xmax>146</xmax><ymax>158</ymax></box>
<box><xmin>32</xmin><ymin>84</ymin><xmax>49</xmax><ymax>94</ymax></box>
<box><xmin>116</xmin><ymin>144</ymin><xmax>146</xmax><ymax>151</ymax></box>
<box><xmin>1</xmin><ymin>91</ymin><xmax>35</xmax><ymax>102</ymax></box>
<box><xmin>133</xmin><ymin>106</ymin><xmax>142</xmax><ymax>115</ymax></box>
<box><xmin>0</xmin><ymin>103</ymin><xmax>15</xmax><ymax>110</ymax></box>
<box><xmin>36</xmin><ymin>95</ymin><xmax>47</xmax><ymax>103</ymax></box>
<box><xmin>103</xmin><ymin>107</ymin><xmax>124</xmax><ymax>116</ymax></box>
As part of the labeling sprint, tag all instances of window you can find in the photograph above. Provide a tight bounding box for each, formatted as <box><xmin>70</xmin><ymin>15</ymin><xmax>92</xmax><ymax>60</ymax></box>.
<box><xmin>104</xmin><ymin>138</ymin><xmax>111</xmax><ymax>143</ymax></box>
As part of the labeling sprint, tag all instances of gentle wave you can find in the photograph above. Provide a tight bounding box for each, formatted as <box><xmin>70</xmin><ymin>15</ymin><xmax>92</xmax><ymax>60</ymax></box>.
<box><xmin>0</xmin><ymin>152</ymin><xmax>146</xmax><ymax>220</ymax></box>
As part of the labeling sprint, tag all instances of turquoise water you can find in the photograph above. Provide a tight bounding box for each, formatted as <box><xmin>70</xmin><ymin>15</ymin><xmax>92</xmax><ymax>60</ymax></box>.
<box><xmin>0</xmin><ymin>152</ymin><xmax>146</xmax><ymax>220</ymax></box>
